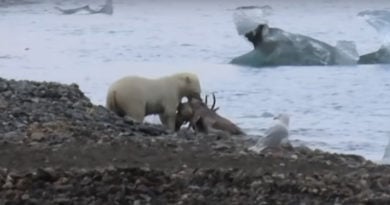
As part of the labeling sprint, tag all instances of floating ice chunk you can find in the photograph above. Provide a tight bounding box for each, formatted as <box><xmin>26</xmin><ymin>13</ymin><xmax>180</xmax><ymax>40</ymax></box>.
<box><xmin>335</xmin><ymin>40</ymin><xmax>359</xmax><ymax>64</ymax></box>
<box><xmin>249</xmin><ymin>114</ymin><xmax>289</xmax><ymax>153</ymax></box>
<box><xmin>233</xmin><ymin>5</ymin><xmax>273</xmax><ymax>35</ymax></box>
<box><xmin>358</xmin><ymin>9</ymin><xmax>390</xmax><ymax>44</ymax></box>
<box><xmin>359</xmin><ymin>44</ymin><xmax>390</xmax><ymax>64</ymax></box>
<box><xmin>358</xmin><ymin>9</ymin><xmax>390</xmax><ymax>64</ymax></box>
<box><xmin>231</xmin><ymin>24</ymin><xmax>359</xmax><ymax>67</ymax></box>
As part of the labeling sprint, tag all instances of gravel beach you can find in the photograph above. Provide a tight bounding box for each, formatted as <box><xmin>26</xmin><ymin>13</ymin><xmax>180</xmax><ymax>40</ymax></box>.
<box><xmin>0</xmin><ymin>77</ymin><xmax>390</xmax><ymax>205</ymax></box>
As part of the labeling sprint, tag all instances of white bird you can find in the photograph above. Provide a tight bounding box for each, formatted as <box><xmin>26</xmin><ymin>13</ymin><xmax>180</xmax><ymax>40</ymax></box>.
<box><xmin>249</xmin><ymin>113</ymin><xmax>290</xmax><ymax>153</ymax></box>
<box><xmin>381</xmin><ymin>134</ymin><xmax>390</xmax><ymax>164</ymax></box>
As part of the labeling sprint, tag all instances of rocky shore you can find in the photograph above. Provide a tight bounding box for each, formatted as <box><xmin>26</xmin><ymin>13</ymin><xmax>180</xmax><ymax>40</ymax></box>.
<box><xmin>0</xmin><ymin>77</ymin><xmax>390</xmax><ymax>204</ymax></box>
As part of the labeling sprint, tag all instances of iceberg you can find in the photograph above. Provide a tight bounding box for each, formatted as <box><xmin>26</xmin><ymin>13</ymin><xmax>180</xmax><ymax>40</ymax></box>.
<box><xmin>231</xmin><ymin>24</ymin><xmax>358</xmax><ymax>67</ymax></box>
<box><xmin>358</xmin><ymin>10</ymin><xmax>390</xmax><ymax>64</ymax></box>
<box><xmin>358</xmin><ymin>44</ymin><xmax>390</xmax><ymax>64</ymax></box>
<box><xmin>233</xmin><ymin>5</ymin><xmax>273</xmax><ymax>36</ymax></box>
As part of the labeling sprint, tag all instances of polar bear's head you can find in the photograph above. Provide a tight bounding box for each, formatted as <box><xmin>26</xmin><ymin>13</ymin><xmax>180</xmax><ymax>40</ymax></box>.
<box><xmin>173</xmin><ymin>72</ymin><xmax>202</xmax><ymax>100</ymax></box>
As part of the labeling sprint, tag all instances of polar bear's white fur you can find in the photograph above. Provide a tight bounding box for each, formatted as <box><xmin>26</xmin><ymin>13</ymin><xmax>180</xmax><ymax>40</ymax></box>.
<box><xmin>106</xmin><ymin>72</ymin><xmax>202</xmax><ymax>130</ymax></box>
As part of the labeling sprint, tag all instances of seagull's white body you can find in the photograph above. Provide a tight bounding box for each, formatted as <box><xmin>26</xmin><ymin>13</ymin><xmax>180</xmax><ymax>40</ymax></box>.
<box><xmin>249</xmin><ymin>114</ymin><xmax>290</xmax><ymax>153</ymax></box>
<box><xmin>381</xmin><ymin>135</ymin><xmax>390</xmax><ymax>164</ymax></box>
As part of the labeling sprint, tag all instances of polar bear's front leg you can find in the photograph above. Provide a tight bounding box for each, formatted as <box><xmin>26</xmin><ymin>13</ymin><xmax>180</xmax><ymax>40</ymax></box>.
<box><xmin>159</xmin><ymin>112</ymin><xmax>176</xmax><ymax>131</ymax></box>
<box><xmin>167</xmin><ymin>115</ymin><xmax>177</xmax><ymax>131</ymax></box>
<box><xmin>159</xmin><ymin>114</ymin><xmax>167</xmax><ymax>126</ymax></box>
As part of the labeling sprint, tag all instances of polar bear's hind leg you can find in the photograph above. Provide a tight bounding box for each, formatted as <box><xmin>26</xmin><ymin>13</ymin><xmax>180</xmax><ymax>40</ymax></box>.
<box><xmin>122</xmin><ymin>104</ymin><xmax>145</xmax><ymax>122</ymax></box>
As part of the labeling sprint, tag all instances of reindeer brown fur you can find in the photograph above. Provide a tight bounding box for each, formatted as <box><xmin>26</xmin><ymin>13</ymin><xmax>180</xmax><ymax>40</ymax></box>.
<box><xmin>175</xmin><ymin>94</ymin><xmax>245</xmax><ymax>135</ymax></box>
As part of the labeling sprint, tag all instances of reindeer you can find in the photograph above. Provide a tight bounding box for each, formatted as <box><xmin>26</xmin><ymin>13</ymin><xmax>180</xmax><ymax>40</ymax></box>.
<box><xmin>175</xmin><ymin>93</ymin><xmax>245</xmax><ymax>136</ymax></box>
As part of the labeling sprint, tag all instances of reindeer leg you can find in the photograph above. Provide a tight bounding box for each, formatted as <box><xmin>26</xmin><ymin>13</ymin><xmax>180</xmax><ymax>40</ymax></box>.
<box><xmin>186</xmin><ymin>122</ymin><xmax>195</xmax><ymax>133</ymax></box>
<box><xmin>203</xmin><ymin>119</ymin><xmax>230</xmax><ymax>137</ymax></box>
<box><xmin>186</xmin><ymin>123</ymin><xmax>192</xmax><ymax>130</ymax></box>
<box><xmin>190</xmin><ymin>114</ymin><xmax>202</xmax><ymax>134</ymax></box>
<box><xmin>208</xmin><ymin>127</ymin><xmax>230</xmax><ymax>138</ymax></box>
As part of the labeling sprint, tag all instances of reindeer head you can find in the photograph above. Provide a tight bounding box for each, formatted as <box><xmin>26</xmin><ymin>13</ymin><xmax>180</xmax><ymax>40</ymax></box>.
<box><xmin>175</xmin><ymin>93</ymin><xmax>220</xmax><ymax>131</ymax></box>
<box><xmin>175</xmin><ymin>98</ymin><xmax>195</xmax><ymax>131</ymax></box>
<box><xmin>177</xmin><ymin>101</ymin><xmax>193</xmax><ymax>122</ymax></box>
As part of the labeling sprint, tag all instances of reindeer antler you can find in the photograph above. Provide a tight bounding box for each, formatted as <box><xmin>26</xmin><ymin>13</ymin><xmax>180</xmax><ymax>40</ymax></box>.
<box><xmin>201</xmin><ymin>93</ymin><xmax>219</xmax><ymax>112</ymax></box>
<box><xmin>211</xmin><ymin>93</ymin><xmax>219</xmax><ymax>112</ymax></box>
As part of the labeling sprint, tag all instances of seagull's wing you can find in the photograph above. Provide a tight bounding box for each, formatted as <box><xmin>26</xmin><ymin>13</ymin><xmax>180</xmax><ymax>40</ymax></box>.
<box><xmin>258</xmin><ymin>123</ymin><xmax>288</xmax><ymax>147</ymax></box>
<box><xmin>249</xmin><ymin>123</ymin><xmax>289</xmax><ymax>153</ymax></box>
<box><xmin>382</xmin><ymin>136</ymin><xmax>390</xmax><ymax>164</ymax></box>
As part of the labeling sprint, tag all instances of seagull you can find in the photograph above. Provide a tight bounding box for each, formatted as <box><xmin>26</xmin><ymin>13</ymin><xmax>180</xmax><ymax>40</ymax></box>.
<box><xmin>381</xmin><ymin>134</ymin><xmax>390</xmax><ymax>164</ymax></box>
<box><xmin>249</xmin><ymin>113</ymin><xmax>290</xmax><ymax>153</ymax></box>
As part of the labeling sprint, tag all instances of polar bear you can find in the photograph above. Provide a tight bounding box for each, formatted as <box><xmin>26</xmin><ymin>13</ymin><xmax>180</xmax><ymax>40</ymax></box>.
<box><xmin>106</xmin><ymin>72</ymin><xmax>202</xmax><ymax>130</ymax></box>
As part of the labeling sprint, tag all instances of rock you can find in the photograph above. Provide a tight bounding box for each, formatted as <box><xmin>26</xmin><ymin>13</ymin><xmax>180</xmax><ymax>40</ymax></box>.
<box><xmin>212</xmin><ymin>142</ymin><xmax>230</xmax><ymax>151</ymax></box>
<box><xmin>21</xmin><ymin>194</ymin><xmax>29</xmax><ymax>200</ymax></box>
<box><xmin>0</xmin><ymin>97</ymin><xmax>8</xmax><ymax>109</ymax></box>
<box><xmin>29</xmin><ymin>131</ymin><xmax>46</xmax><ymax>141</ymax></box>
<box><xmin>0</xmin><ymin>77</ymin><xmax>173</xmax><ymax>146</ymax></box>
<box><xmin>15</xmin><ymin>178</ymin><xmax>31</xmax><ymax>190</ymax></box>
<box><xmin>53</xmin><ymin>197</ymin><xmax>72</xmax><ymax>204</ymax></box>
<box><xmin>3</xmin><ymin>131</ymin><xmax>24</xmax><ymax>142</ymax></box>
<box><xmin>0</xmin><ymin>80</ymin><xmax>8</xmax><ymax>91</ymax></box>
<box><xmin>33</xmin><ymin>168</ymin><xmax>56</xmax><ymax>182</ymax></box>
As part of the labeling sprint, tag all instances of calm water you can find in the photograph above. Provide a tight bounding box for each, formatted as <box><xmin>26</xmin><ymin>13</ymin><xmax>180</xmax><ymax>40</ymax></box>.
<box><xmin>1</xmin><ymin>0</ymin><xmax>390</xmax><ymax>161</ymax></box>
